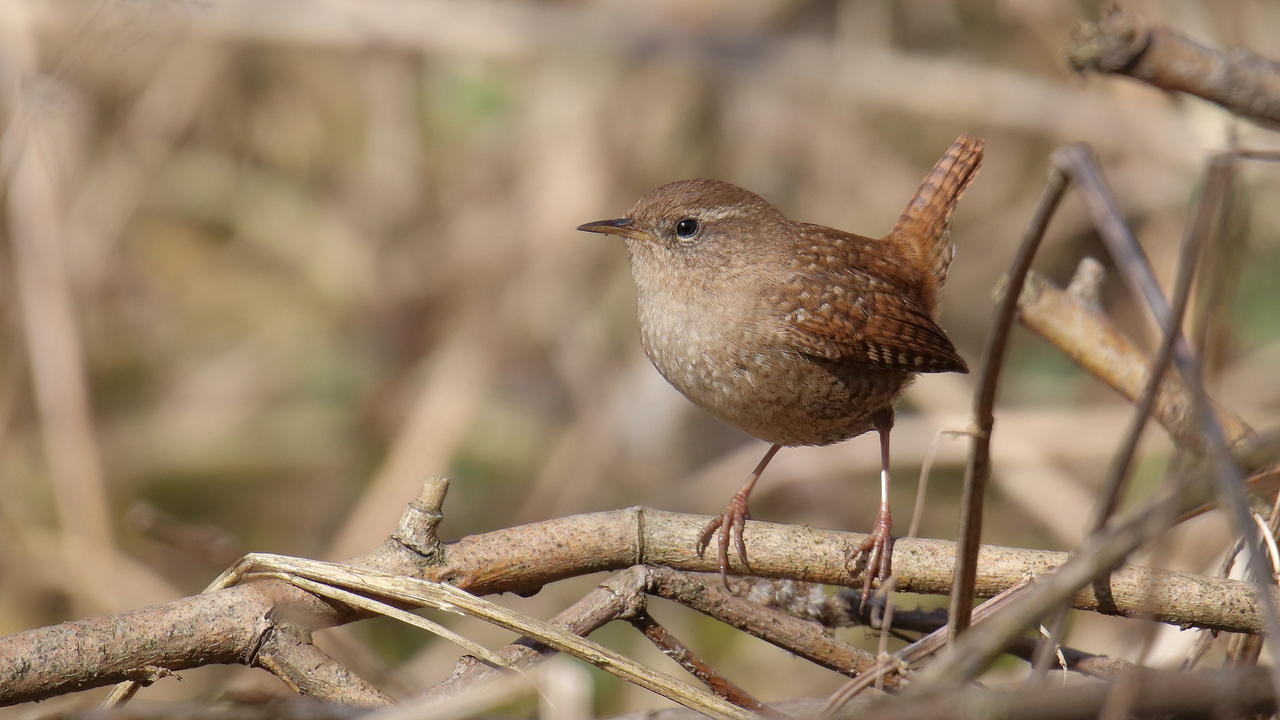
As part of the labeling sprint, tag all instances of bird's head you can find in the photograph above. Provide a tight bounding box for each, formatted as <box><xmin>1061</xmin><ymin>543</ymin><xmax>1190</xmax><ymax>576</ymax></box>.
<box><xmin>577</xmin><ymin>179</ymin><xmax>789</xmax><ymax>280</ymax></box>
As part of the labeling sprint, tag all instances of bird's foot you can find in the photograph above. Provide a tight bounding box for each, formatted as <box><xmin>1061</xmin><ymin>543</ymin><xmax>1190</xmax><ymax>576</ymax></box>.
<box><xmin>696</xmin><ymin>490</ymin><xmax>753</xmax><ymax>591</ymax></box>
<box><xmin>847</xmin><ymin>505</ymin><xmax>894</xmax><ymax>609</ymax></box>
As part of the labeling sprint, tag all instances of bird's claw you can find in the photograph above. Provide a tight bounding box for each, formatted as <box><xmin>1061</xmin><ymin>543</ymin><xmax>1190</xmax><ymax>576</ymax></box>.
<box><xmin>848</xmin><ymin>506</ymin><xmax>894</xmax><ymax>609</ymax></box>
<box><xmin>696</xmin><ymin>491</ymin><xmax>752</xmax><ymax>590</ymax></box>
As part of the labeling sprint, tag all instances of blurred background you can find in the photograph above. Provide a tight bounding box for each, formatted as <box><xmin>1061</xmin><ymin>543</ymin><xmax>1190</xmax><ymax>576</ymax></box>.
<box><xmin>2</xmin><ymin>0</ymin><xmax>1280</xmax><ymax>715</ymax></box>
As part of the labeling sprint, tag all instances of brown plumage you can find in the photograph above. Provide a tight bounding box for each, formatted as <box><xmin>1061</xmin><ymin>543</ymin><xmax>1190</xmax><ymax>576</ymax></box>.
<box><xmin>579</xmin><ymin>134</ymin><xmax>984</xmax><ymax>591</ymax></box>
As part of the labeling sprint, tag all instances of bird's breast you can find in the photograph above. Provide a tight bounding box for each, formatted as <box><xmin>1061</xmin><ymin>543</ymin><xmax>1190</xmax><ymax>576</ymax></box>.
<box><xmin>632</xmin><ymin>277</ymin><xmax>900</xmax><ymax>447</ymax></box>
<box><xmin>634</xmin><ymin>277</ymin><xmax>755</xmax><ymax>400</ymax></box>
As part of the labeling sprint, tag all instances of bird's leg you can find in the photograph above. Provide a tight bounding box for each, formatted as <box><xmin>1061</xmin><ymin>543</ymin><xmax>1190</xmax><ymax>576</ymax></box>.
<box><xmin>851</xmin><ymin>421</ymin><xmax>895</xmax><ymax>605</ymax></box>
<box><xmin>696</xmin><ymin>443</ymin><xmax>783</xmax><ymax>589</ymax></box>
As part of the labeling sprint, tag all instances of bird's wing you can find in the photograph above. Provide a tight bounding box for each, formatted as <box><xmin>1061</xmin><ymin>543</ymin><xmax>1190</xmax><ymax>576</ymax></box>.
<box><xmin>771</xmin><ymin>231</ymin><xmax>968</xmax><ymax>374</ymax></box>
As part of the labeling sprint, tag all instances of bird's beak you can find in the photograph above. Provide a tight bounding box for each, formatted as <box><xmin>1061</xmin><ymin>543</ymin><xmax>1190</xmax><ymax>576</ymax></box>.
<box><xmin>576</xmin><ymin>218</ymin><xmax>653</xmax><ymax>242</ymax></box>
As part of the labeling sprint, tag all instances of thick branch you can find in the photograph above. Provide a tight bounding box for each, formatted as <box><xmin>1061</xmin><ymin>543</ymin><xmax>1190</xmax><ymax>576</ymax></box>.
<box><xmin>435</xmin><ymin>508</ymin><xmax>1268</xmax><ymax>631</ymax></box>
<box><xmin>0</xmin><ymin>480</ymin><xmax>451</xmax><ymax>707</ymax></box>
<box><xmin>647</xmin><ymin>570</ymin><xmax>880</xmax><ymax>680</ymax></box>
<box><xmin>1</xmin><ymin>507</ymin><xmax>1270</xmax><ymax>705</ymax></box>
<box><xmin>255</xmin><ymin>626</ymin><xmax>394</xmax><ymax>706</ymax></box>
<box><xmin>1067</xmin><ymin>7</ymin><xmax>1280</xmax><ymax>126</ymax></box>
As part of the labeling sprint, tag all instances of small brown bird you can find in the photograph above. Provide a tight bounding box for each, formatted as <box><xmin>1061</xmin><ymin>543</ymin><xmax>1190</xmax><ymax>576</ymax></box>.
<box><xmin>578</xmin><ymin>135</ymin><xmax>983</xmax><ymax>591</ymax></box>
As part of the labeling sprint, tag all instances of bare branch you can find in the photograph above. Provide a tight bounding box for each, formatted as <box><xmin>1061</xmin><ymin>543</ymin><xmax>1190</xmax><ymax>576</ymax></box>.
<box><xmin>1067</xmin><ymin>7</ymin><xmax>1280</xmax><ymax>127</ymax></box>
<box><xmin>3</xmin><ymin>503</ymin><xmax>1273</xmax><ymax>706</ymax></box>
<box><xmin>211</xmin><ymin>555</ymin><xmax>757</xmax><ymax>720</ymax></box>
<box><xmin>647</xmin><ymin>570</ymin><xmax>881</xmax><ymax>681</ymax></box>
<box><xmin>1052</xmin><ymin>144</ymin><xmax>1280</xmax><ymax>698</ymax></box>
<box><xmin>1026</xmin><ymin>152</ymin><xmax>1238</xmax><ymax>680</ymax></box>
<box><xmin>1011</xmin><ymin>270</ymin><xmax>1251</xmax><ymax>453</ymax></box>
<box><xmin>817</xmin><ymin>592</ymin><xmax>1136</xmax><ymax>680</ymax></box>
<box><xmin>948</xmin><ymin>165</ymin><xmax>1069</xmax><ymax>637</ymax></box>
<box><xmin>255</xmin><ymin>625</ymin><xmax>394</xmax><ymax>706</ymax></box>
<box><xmin>629</xmin><ymin>611</ymin><xmax>773</xmax><ymax>716</ymax></box>
<box><xmin>425</xmin><ymin>567</ymin><xmax>648</xmax><ymax>702</ymax></box>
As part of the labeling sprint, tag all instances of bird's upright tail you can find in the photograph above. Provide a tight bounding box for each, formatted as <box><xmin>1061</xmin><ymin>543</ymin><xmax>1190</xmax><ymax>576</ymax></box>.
<box><xmin>888</xmin><ymin>134</ymin><xmax>984</xmax><ymax>293</ymax></box>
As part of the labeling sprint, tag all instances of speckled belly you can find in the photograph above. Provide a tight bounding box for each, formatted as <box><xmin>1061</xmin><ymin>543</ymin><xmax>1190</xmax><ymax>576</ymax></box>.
<box><xmin>643</xmin><ymin>335</ymin><xmax>910</xmax><ymax>447</ymax></box>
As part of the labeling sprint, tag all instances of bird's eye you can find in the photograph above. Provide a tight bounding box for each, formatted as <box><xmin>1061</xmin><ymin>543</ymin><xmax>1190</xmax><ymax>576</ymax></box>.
<box><xmin>675</xmin><ymin>218</ymin><xmax>700</xmax><ymax>239</ymax></box>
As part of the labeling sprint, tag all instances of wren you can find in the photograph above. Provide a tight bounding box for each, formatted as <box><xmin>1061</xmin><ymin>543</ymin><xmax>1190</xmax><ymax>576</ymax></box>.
<box><xmin>578</xmin><ymin>134</ymin><xmax>983</xmax><ymax>592</ymax></box>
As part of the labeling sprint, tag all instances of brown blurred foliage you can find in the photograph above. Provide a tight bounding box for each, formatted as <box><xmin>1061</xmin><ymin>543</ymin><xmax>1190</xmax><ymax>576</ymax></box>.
<box><xmin>2</xmin><ymin>0</ymin><xmax>1280</xmax><ymax>714</ymax></box>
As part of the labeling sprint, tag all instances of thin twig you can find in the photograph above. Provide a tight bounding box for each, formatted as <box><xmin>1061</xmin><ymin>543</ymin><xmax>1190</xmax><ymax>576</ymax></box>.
<box><xmin>822</xmin><ymin>580</ymin><xmax>1034</xmax><ymax>718</ymax></box>
<box><xmin>821</xmin><ymin>594</ymin><xmax>1135</xmax><ymax>680</ymax></box>
<box><xmin>215</xmin><ymin>554</ymin><xmax>759</xmax><ymax>720</ymax></box>
<box><xmin>948</xmin><ymin>164</ymin><xmax>1069</xmax><ymax>638</ymax></box>
<box><xmin>629</xmin><ymin>611</ymin><xmax>778</xmax><ymax>718</ymax></box>
<box><xmin>912</xmin><ymin>146</ymin><xmax>1280</xmax><ymax>692</ymax></box>
<box><xmin>1056</xmin><ymin>144</ymin><xmax>1280</xmax><ymax>699</ymax></box>
<box><xmin>907</xmin><ymin>429</ymin><xmax>967</xmax><ymax>539</ymax></box>
<box><xmin>873</xmin><ymin>577</ymin><xmax>896</xmax><ymax>692</ymax></box>
<box><xmin>431</xmin><ymin>568</ymin><xmax>881</xmax><ymax>707</ymax></box>
<box><xmin>908</xmin><ymin>475</ymin><xmax>1206</xmax><ymax>691</ymax></box>
<box><xmin>1089</xmin><ymin>151</ymin><xmax>1216</xmax><ymax>528</ymax></box>
<box><xmin>1225</xmin><ymin>495</ymin><xmax>1280</xmax><ymax>667</ymax></box>
<box><xmin>425</xmin><ymin>567</ymin><xmax>650</xmax><ymax>702</ymax></box>
<box><xmin>1032</xmin><ymin>149</ymin><xmax>1233</xmax><ymax>681</ymax></box>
